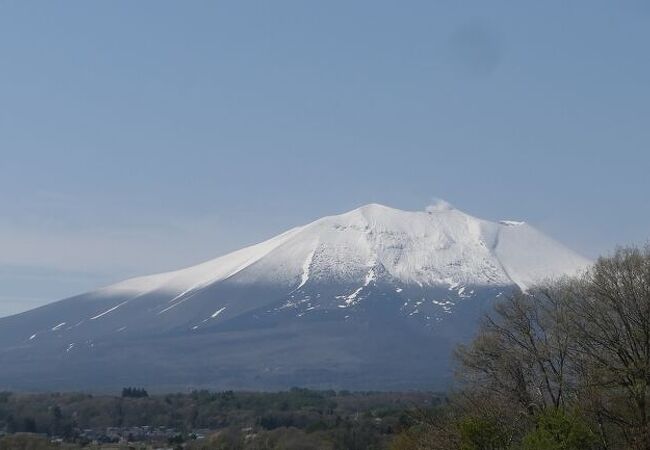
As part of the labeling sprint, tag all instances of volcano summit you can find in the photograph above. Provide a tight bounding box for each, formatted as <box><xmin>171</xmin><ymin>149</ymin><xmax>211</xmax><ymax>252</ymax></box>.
<box><xmin>0</xmin><ymin>203</ymin><xmax>589</xmax><ymax>391</ymax></box>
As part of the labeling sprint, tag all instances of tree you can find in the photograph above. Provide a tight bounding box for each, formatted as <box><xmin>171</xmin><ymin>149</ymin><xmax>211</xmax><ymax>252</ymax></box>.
<box><xmin>570</xmin><ymin>246</ymin><xmax>650</xmax><ymax>450</ymax></box>
<box><xmin>456</xmin><ymin>245</ymin><xmax>650</xmax><ymax>449</ymax></box>
<box><xmin>459</xmin><ymin>417</ymin><xmax>511</xmax><ymax>450</ymax></box>
<box><xmin>122</xmin><ymin>387</ymin><xmax>149</xmax><ymax>398</ymax></box>
<box><xmin>522</xmin><ymin>408</ymin><xmax>597</xmax><ymax>450</ymax></box>
<box><xmin>50</xmin><ymin>405</ymin><xmax>62</xmax><ymax>436</ymax></box>
<box><xmin>456</xmin><ymin>282</ymin><xmax>578</xmax><ymax>413</ymax></box>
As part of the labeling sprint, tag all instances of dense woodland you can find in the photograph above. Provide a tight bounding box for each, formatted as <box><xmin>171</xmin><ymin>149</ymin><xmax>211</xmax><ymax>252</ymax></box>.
<box><xmin>1</xmin><ymin>245</ymin><xmax>649</xmax><ymax>449</ymax></box>
<box><xmin>0</xmin><ymin>389</ymin><xmax>438</xmax><ymax>449</ymax></box>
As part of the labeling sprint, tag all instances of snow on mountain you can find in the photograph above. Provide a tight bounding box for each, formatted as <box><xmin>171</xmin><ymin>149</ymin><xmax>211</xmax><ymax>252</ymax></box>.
<box><xmin>0</xmin><ymin>201</ymin><xmax>591</xmax><ymax>391</ymax></box>
<box><xmin>103</xmin><ymin>202</ymin><xmax>590</xmax><ymax>298</ymax></box>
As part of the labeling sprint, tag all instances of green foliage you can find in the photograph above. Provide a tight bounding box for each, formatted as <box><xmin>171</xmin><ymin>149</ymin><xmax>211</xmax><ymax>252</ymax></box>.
<box><xmin>0</xmin><ymin>433</ymin><xmax>60</xmax><ymax>450</ymax></box>
<box><xmin>454</xmin><ymin>246</ymin><xmax>650</xmax><ymax>450</ymax></box>
<box><xmin>191</xmin><ymin>427</ymin><xmax>244</xmax><ymax>450</ymax></box>
<box><xmin>522</xmin><ymin>409</ymin><xmax>597</xmax><ymax>450</ymax></box>
<box><xmin>390</xmin><ymin>429</ymin><xmax>420</xmax><ymax>450</ymax></box>
<box><xmin>332</xmin><ymin>420</ymin><xmax>381</xmax><ymax>450</ymax></box>
<box><xmin>0</xmin><ymin>390</ymin><xmax>438</xmax><ymax>449</ymax></box>
<box><xmin>459</xmin><ymin>417</ymin><xmax>511</xmax><ymax>450</ymax></box>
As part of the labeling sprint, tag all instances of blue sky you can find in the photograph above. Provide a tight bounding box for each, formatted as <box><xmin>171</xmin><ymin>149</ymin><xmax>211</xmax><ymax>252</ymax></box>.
<box><xmin>1</xmin><ymin>1</ymin><xmax>649</xmax><ymax>317</ymax></box>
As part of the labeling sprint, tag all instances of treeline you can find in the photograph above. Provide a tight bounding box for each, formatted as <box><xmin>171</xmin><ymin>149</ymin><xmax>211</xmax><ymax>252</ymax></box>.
<box><xmin>392</xmin><ymin>245</ymin><xmax>650</xmax><ymax>450</ymax></box>
<box><xmin>121</xmin><ymin>387</ymin><xmax>148</xmax><ymax>398</ymax></box>
<box><xmin>0</xmin><ymin>388</ymin><xmax>437</xmax><ymax>449</ymax></box>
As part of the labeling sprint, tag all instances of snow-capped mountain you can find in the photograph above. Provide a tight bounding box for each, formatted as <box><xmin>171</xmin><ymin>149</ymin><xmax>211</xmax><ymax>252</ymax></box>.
<box><xmin>0</xmin><ymin>202</ymin><xmax>590</xmax><ymax>391</ymax></box>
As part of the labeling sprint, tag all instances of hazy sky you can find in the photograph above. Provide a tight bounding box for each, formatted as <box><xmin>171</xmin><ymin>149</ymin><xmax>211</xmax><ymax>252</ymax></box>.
<box><xmin>1</xmin><ymin>1</ymin><xmax>649</xmax><ymax>317</ymax></box>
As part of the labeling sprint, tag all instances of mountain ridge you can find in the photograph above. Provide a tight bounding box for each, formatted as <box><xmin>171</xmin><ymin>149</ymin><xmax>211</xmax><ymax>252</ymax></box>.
<box><xmin>100</xmin><ymin>202</ymin><xmax>589</xmax><ymax>300</ymax></box>
<box><xmin>0</xmin><ymin>202</ymin><xmax>591</xmax><ymax>391</ymax></box>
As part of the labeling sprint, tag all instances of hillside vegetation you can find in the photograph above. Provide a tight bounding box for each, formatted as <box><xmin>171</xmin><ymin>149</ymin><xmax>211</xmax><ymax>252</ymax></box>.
<box><xmin>0</xmin><ymin>389</ymin><xmax>437</xmax><ymax>449</ymax></box>
<box><xmin>393</xmin><ymin>246</ymin><xmax>650</xmax><ymax>450</ymax></box>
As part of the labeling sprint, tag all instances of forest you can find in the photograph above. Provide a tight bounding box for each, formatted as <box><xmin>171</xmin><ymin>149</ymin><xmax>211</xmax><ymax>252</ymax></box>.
<box><xmin>0</xmin><ymin>389</ymin><xmax>437</xmax><ymax>449</ymax></box>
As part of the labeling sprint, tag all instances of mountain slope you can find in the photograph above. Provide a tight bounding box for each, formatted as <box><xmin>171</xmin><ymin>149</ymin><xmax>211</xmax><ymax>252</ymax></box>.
<box><xmin>103</xmin><ymin>202</ymin><xmax>586</xmax><ymax>296</ymax></box>
<box><xmin>0</xmin><ymin>203</ymin><xmax>590</xmax><ymax>391</ymax></box>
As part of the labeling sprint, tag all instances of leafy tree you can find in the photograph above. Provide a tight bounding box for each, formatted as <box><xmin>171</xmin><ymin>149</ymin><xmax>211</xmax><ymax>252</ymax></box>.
<box><xmin>455</xmin><ymin>245</ymin><xmax>650</xmax><ymax>449</ymax></box>
<box><xmin>522</xmin><ymin>409</ymin><xmax>597</xmax><ymax>450</ymax></box>
<box><xmin>459</xmin><ymin>417</ymin><xmax>511</xmax><ymax>450</ymax></box>
<box><xmin>569</xmin><ymin>246</ymin><xmax>650</xmax><ymax>449</ymax></box>
<box><xmin>0</xmin><ymin>433</ymin><xmax>54</xmax><ymax>450</ymax></box>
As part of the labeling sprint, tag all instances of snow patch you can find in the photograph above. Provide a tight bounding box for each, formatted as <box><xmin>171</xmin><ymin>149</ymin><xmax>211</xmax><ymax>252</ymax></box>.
<box><xmin>296</xmin><ymin>247</ymin><xmax>316</xmax><ymax>290</ymax></box>
<box><xmin>103</xmin><ymin>226</ymin><xmax>305</xmax><ymax>295</ymax></box>
<box><xmin>211</xmin><ymin>306</ymin><xmax>227</xmax><ymax>318</ymax></box>
<box><xmin>158</xmin><ymin>291</ymin><xmax>200</xmax><ymax>314</ymax></box>
<box><xmin>51</xmin><ymin>322</ymin><xmax>66</xmax><ymax>331</ymax></box>
<box><xmin>90</xmin><ymin>300</ymin><xmax>130</xmax><ymax>320</ymax></box>
<box><xmin>345</xmin><ymin>287</ymin><xmax>364</xmax><ymax>304</ymax></box>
